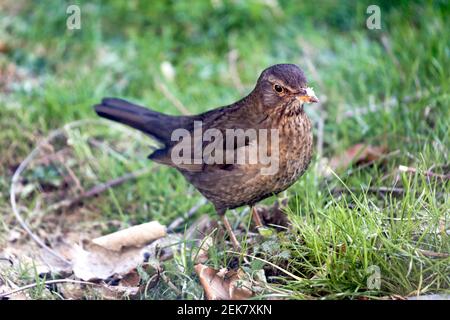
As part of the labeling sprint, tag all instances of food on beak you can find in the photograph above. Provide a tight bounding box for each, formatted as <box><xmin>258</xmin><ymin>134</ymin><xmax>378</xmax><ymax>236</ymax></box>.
<box><xmin>305</xmin><ymin>87</ymin><xmax>319</xmax><ymax>103</ymax></box>
<box><xmin>296</xmin><ymin>87</ymin><xmax>319</xmax><ymax>104</ymax></box>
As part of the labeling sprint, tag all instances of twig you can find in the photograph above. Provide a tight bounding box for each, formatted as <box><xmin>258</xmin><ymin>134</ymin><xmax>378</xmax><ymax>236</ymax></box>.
<box><xmin>398</xmin><ymin>165</ymin><xmax>449</xmax><ymax>180</ymax></box>
<box><xmin>45</xmin><ymin>167</ymin><xmax>157</xmax><ymax>213</ymax></box>
<box><xmin>332</xmin><ymin>186</ymin><xmax>405</xmax><ymax>195</ymax></box>
<box><xmin>155</xmin><ymin>80</ymin><xmax>190</xmax><ymax>115</ymax></box>
<box><xmin>343</xmin><ymin>149</ymin><xmax>401</xmax><ymax>177</ymax></box>
<box><xmin>167</xmin><ymin>198</ymin><xmax>208</xmax><ymax>232</ymax></box>
<box><xmin>332</xmin><ymin>186</ymin><xmax>445</xmax><ymax>198</ymax></box>
<box><xmin>416</xmin><ymin>249</ymin><xmax>449</xmax><ymax>259</ymax></box>
<box><xmin>160</xmin><ymin>271</ymin><xmax>182</xmax><ymax>296</ymax></box>
<box><xmin>0</xmin><ymin>279</ymin><xmax>97</xmax><ymax>299</ymax></box>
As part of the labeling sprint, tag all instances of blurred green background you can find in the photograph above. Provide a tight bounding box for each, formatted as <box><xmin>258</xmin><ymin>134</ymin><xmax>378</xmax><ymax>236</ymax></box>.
<box><xmin>0</xmin><ymin>0</ymin><xmax>448</xmax><ymax>299</ymax></box>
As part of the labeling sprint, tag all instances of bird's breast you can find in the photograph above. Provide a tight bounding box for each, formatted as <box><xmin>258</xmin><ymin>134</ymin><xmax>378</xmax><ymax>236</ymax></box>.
<box><xmin>272</xmin><ymin>113</ymin><xmax>313</xmax><ymax>185</ymax></box>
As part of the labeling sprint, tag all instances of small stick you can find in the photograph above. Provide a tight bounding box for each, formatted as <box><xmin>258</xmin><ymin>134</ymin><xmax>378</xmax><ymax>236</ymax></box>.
<box><xmin>416</xmin><ymin>249</ymin><xmax>449</xmax><ymax>258</ymax></box>
<box><xmin>0</xmin><ymin>279</ymin><xmax>97</xmax><ymax>299</ymax></box>
<box><xmin>160</xmin><ymin>271</ymin><xmax>182</xmax><ymax>296</ymax></box>
<box><xmin>46</xmin><ymin>167</ymin><xmax>156</xmax><ymax>212</ymax></box>
<box><xmin>398</xmin><ymin>165</ymin><xmax>449</xmax><ymax>180</ymax></box>
<box><xmin>332</xmin><ymin>186</ymin><xmax>445</xmax><ymax>198</ymax></box>
<box><xmin>332</xmin><ymin>186</ymin><xmax>405</xmax><ymax>195</ymax></box>
<box><xmin>65</xmin><ymin>167</ymin><xmax>157</xmax><ymax>207</ymax></box>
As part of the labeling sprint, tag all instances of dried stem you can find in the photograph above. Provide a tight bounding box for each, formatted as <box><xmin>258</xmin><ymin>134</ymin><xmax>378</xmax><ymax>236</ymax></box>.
<box><xmin>0</xmin><ymin>279</ymin><xmax>97</xmax><ymax>299</ymax></box>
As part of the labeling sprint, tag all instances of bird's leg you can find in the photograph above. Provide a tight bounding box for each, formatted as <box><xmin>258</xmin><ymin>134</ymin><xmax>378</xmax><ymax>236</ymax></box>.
<box><xmin>251</xmin><ymin>206</ymin><xmax>264</xmax><ymax>229</ymax></box>
<box><xmin>221</xmin><ymin>214</ymin><xmax>241</xmax><ymax>251</ymax></box>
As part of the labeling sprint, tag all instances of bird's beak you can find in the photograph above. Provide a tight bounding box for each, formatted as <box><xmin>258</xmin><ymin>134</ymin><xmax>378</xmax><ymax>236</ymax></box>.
<box><xmin>296</xmin><ymin>87</ymin><xmax>319</xmax><ymax>104</ymax></box>
<box><xmin>296</xmin><ymin>95</ymin><xmax>319</xmax><ymax>104</ymax></box>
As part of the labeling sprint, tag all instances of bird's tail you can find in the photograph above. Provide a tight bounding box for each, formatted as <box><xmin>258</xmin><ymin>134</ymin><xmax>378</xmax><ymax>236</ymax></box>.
<box><xmin>94</xmin><ymin>98</ymin><xmax>191</xmax><ymax>144</ymax></box>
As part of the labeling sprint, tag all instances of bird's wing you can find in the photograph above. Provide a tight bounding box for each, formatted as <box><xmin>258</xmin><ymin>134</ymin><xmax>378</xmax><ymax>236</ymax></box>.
<box><xmin>151</xmin><ymin>101</ymin><xmax>267</xmax><ymax>173</ymax></box>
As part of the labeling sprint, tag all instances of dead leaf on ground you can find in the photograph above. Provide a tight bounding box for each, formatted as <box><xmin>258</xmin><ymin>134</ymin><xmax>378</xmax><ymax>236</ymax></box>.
<box><xmin>92</xmin><ymin>221</ymin><xmax>166</xmax><ymax>251</ymax></box>
<box><xmin>194</xmin><ymin>264</ymin><xmax>254</xmax><ymax>300</ymax></box>
<box><xmin>320</xmin><ymin>144</ymin><xmax>387</xmax><ymax>177</ymax></box>
<box><xmin>71</xmin><ymin>242</ymin><xmax>147</xmax><ymax>281</ymax></box>
<box><xmin>70</xmin><ymin>221</ymin><xmax>170</xmax><ymax>281</ymax></box>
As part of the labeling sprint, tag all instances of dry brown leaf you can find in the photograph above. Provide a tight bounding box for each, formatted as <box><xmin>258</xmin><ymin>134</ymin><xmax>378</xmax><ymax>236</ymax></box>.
<box><xmin>70</xmin><ymin>233</ymin><xmax>178</xmax><ymax>281</ymax></box>
<box><xmin>120</xmin><ymin>269</ymin><xmax>141</xmax><ymax>287</ymax></box>
<box><xmin>194</xmin><ymin>264</ymin><xmax>253</xmax><ymax>300</ymax></box>
<box><xmin>71</xmin><ymin>242</ymin><xmax>146</xmax><ymax>281</ymax></box>
<box><xmin>92</xmin><ymin>221</ymin><xmax>166</xmax><ymax>251</ymax></box>
<box><xmin>317</xmin><ymin>143</ymin><xmax>388</xmax><ymax>177</ymax></box>
<box><xmin>70</xmin><ymin>221</ymin><xmax>169</xmax><ymax>281</ymax></box>
<box><xmin>329</xmin><ymin>144</ymin><xmax>387</xmax><ymax>172</ymax></box>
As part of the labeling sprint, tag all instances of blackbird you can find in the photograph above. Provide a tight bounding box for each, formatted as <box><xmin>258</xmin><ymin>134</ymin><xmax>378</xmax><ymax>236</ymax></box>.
<box><xmin>94</xmin><ymin>64</ymin><xmax>319</xmax><ymax>249</ymax></box>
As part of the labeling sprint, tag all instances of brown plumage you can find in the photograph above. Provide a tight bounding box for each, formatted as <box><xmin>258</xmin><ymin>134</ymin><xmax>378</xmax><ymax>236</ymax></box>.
<box><xmin>94</xmin><ymin>64</ymin><xmax>318</xmax><ymax>248</ymax></box>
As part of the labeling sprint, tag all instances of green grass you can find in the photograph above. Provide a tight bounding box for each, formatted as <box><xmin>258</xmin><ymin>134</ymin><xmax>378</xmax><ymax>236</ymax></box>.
<box><xmin>0</xmin><ymin>0</ymin><xmax>448</xmax><ymax>299</ymax></box>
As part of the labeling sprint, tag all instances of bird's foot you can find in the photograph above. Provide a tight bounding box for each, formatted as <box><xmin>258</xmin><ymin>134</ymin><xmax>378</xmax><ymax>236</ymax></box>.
<box><xmin>220</xmin><ymin>215</ymin><xmax>241</xmax><ymax>251</ymax></box>
<box><xmin>251</xmin><ymin>206</ymin><xmax>264</xmax><ymax>229</ymax></box>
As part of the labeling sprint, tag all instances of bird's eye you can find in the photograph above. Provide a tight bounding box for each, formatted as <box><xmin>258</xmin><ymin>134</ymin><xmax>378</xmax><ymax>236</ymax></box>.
<box><xmin>274</xmin><ymin>84</ymin><xmax>284</xmax><ymax>93</ymax></box>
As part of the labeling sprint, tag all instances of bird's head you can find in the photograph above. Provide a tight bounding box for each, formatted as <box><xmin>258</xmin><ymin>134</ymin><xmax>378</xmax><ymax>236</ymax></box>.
<box><xmin>254</xmin><ymin>64</ymin><xmax>319</xmax><ymax>110</ymax></box>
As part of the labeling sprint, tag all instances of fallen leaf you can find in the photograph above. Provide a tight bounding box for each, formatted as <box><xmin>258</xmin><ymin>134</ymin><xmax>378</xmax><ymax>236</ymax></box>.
<box><xmin>70</xmin><ymin>221</ymin><xmax>170</xmax><ymax>281</ymax></box>
<box><xmin>318</xmin><ymin>144</ymin><xmax>387</xmax><ymax>177</ymax></box>
<box><xmin>71</xmin><ymin>242</ymin><xmax>146</xmax><ymax>281</ymax></box>
<box><xmin>92</xmin><ymin>221</ymin><xmax>166</xmax><ymax>251</ymax></box>
<box><xmin>194</xmin><ymin>264</ymin><xmax>253</xmax><ymax>300</ymax></box>
<box><xmin>329</xmin><ymin>144</ymin><xmax>387</xmax><ymax>171</ymax></box>
<box><xmin>70</xmin><ymin>232</ymin><xmax>179</xmax><ymax>281</ymax></box>
<box><xmin>120</xmin><ymin>270</ymin><xmax>141</xmax><ymax>287</ymax></box>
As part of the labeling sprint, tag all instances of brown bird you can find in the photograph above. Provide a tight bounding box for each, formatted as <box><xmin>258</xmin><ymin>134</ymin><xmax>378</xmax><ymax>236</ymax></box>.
<box><xmin>94</xmin><ymin>64</ymin><xmax>318</xmax><ymax>250</ymax></box>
